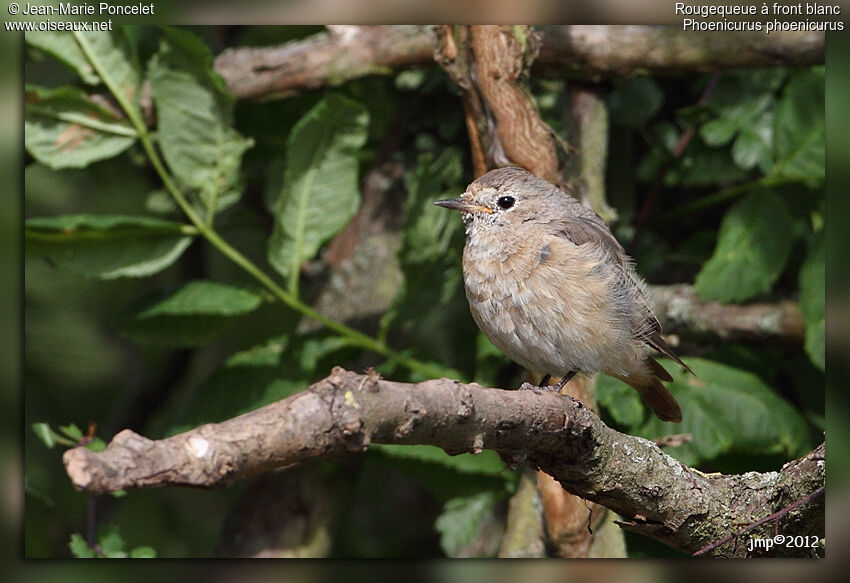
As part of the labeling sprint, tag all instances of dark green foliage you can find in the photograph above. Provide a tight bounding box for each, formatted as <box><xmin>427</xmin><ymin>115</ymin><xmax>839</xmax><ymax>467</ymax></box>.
<box><xmin>24</xmin><ymin>27</ymin><xmax>823</xmax><ymax>558</ymax></box>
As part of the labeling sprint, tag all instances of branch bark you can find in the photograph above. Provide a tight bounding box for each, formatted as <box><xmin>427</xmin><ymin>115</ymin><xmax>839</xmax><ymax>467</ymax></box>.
<box><xmin>650</xmin><ymin>284</ymin><xmax>805</xmax><ymax>343</ymax></box>
<box><xmin>213</xmin><ymin>26</ymin><xmax>824</xmax><ymax>100</ymax></box>
<box><xmin>63</xmin><ymin>367</ymin><xmax>825</xmax><ymax>557</ymax></box>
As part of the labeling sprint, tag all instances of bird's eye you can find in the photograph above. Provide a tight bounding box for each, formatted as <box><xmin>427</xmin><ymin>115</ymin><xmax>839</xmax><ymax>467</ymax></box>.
<box><xmin>497</xmin><ymin>196</ymin><xmax>515</xmax><ymax>209</ymax></box>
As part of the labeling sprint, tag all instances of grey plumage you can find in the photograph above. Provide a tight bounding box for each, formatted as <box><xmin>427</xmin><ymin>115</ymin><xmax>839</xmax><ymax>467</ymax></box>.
<box><xmin>435</xmin><ymin>167</ymin><xmax>691</xmax><ymax>422</ymax></box>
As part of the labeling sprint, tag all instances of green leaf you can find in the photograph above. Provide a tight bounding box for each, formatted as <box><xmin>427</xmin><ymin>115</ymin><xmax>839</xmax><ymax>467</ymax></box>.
<box><xmin>69</xmin><ymin>534</ymin><xmax>96</xmax><ymax>558</ymax></box>
<box><xmin>133</xmin><ymin>281</ymin><xmax>263</xmax><ymax>318</ymax></box>
<box><xmin>731</xmin><ymin>112</ymin><xmax>773</xmax><ymax>172</ymax></box>
<box><xmin>799</xmin><ymin>230</ymin><xmax>825</xmax><ymax>370</ymax></box>
<box><xmin>266</xmin><ymin>94</ymin><xmax>369</xmax><ymax>292</ymax></box>
<box><xmin>31</xmin><ymin>423</ymin><xmax>59</xmax><ymax>448</ymax></box>
<box><xmin>26</xmin><ymin>32</ymin><xmax>101</xmax><ymax>84</ymax></box>
<box><xmin>694</xmin><ymin>190</ymin><xmax>793</xmax><ymax>302</ymax></box>
<box><xmin>72</xmin><ymin>30</ymin><xmax>141</xmax><ymax>112</ymax></box>
<box><xmin>381</xmin><ymin>149</ymin><xmax>478</xmax><ymax>376</ymax></box>
<box><xmin>609</xmin><ymin>77</ymin><xmax>663</xmax><ymax>128</ymax></box>
<box><xmin>120</xmin><ymin>281</ymin><xmax>264</xmax><ymax>348</ymax></box>
<box><xmin>26</xmin><ymin>215</ymin><xmax>193</xmax><ymax>279</ymax></box>
<box><xmin>435</xmin><ymin>491</ymin><xmax>501</xmax><ymax>557</ymax></box>
<box><xmin>59</xmin><ymin>423</ymin><xmax>83</xmax><ymax>440</ymax></box>
<box><xmin>129</xmin><ymin>546</ymin><xmax>157</xmax><ymax>558</ymax></box>
<box><xmin>25</xmin><ymin>86</ymin><xmax>136</xmax><ymax>169</ymax></box>
<box><xmin>770</xmin><ymin>69</ymin><xmax>824</xmax><ymax>181</ymax></box>
<box><xmin>608</xmin><ymin>358</ymin><xmax>811</xmax><ymax>467</ymax></box>
<box><xmin>175</xmin><ymin>333</ymin><xmax>351</xmax><ymax>429</ymax></box>
<box><xmin>596</xmin><ymin>375</ymin><xmax>646</xmax><ymax>427</ymax></box>
<box><xmin>371</xmin><ymin>444</ymin><xmax>506</xmax><ymax>478</ymax></box>
<box><xmin>147</xmin><ymin>28</ymin><xmax>252</xmax><ymax>218</ymax></box>
<box><xmin>97</xmin><ymin>525</ymin><xmax>127</xmax><ymax>558</ymax></box>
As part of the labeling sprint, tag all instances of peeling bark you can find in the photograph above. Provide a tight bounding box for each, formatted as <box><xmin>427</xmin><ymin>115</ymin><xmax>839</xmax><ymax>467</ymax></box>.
<box><xmin>63</xmin><ymin>368</ymin><xmax>825</xmax><ymax>557</ymax></box>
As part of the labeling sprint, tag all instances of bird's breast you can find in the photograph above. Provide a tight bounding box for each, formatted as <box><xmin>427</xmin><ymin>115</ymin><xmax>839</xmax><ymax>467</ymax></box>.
<box><xmin>461</xmin><ymin>234</ymin><xmax>637</xmax><ymax>375</ymax></box>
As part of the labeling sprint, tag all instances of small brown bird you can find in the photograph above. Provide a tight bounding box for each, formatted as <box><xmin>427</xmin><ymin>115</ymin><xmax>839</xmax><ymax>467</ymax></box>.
<box><xmin>435</xmin><ymin>167</ymin><xmax>692</xmax><ymax>422</ymax></box>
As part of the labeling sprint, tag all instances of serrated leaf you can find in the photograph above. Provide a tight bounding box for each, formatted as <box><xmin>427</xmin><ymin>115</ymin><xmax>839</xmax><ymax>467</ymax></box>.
<box><xmin>72</xmin><ymin>30</ymin><xmax>140</xmax><ymax>111</ymax></box>
<box><xmin>770</xmin><ymin>70</ymin><xmax>824</xmax><ymax>181</ymax></box>
<box><xmin>147</xmin><ymin>28</ymin><xmax>252</xmax><ymax>218</ymax></box>
<box><xmin>26</xmin><ymin>32</ymin><xmax>101</xmax><ymax>84</ymax></box>
<box><xmin>799</xmin><ymin>230</ymin><xmax>825</xmax><ymax>370</ymax></box>
<box><xmin>25</xmin><ymin>85</ymin><xmax>136</xmax><ymax>169</ymax></box>
<box><xmin>267</xmin><ymin>94</ymin><xmax>368</xmax><ymax>291</ymax></box>
<box><xmin>435</xmin><ymin>491</ymin><xmax>501</xmax><ymax>557</ymax></box>
<box><xmin>26</xmin><ymin>215</ymin><xmax>193</xmax><ymax>279</ymax></box>
<box><xmin>604</xmin><ymin>358</ymin><xmax>810</xmax><ymax>467</ymax></box>
<box><xmin>694</xmin><ymin>190</ymin><xmax>793</xmax><ymax>302</ymax></box>
<box><xmin>69</xmin><ymin>534</ymin><xmax>96</xmax><ymax>558</ymax></box>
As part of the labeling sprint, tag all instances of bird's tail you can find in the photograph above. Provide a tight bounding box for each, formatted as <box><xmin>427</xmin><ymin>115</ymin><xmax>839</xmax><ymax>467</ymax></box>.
<box><xmin>615</xmin><ymin>358</ymin><xmax>682</xmax><ymax>422</ymax></box>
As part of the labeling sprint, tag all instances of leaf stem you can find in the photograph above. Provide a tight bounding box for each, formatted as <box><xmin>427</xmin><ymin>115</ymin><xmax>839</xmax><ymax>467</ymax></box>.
<box><xmin>75</xmin><ymin>31</ymin><xmax>446</xmax><ymax>380</ymax></box>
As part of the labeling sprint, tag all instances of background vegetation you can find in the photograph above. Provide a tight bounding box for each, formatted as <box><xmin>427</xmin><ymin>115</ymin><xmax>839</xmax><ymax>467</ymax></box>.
<box><xmin>24</xmin><ymin>26</ymin><xmax>824</xmax><ymax>557</ymax></box>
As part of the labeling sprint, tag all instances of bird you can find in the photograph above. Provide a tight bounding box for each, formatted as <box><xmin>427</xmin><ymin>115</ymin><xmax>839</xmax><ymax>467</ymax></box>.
<box><xmin>434</xmin><ymin>167</ymin><xmax>692</xmax><ymax>422</ymax></box>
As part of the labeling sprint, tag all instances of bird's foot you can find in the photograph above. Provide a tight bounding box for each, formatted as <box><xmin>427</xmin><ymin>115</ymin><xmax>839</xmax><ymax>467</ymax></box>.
<box><xmin>555</xmin><ymin>370</ymin><xmax>577</xmax><ymax>391</ymax></box>
<box><xmin>519</xmin><ymin>371</ymin><xmax>578</xmax><ymax>392</ymax></box>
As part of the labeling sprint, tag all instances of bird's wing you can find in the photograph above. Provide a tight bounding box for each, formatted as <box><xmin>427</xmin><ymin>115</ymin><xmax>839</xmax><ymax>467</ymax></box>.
<box><xmin>550</xmin><ymin>211</ymin><xmax>693</xmax><ymax>375</ymax></box>
<box><xmin>549</xmin><ymin>212</ymin><xmax>628</xmax><ymax>266</ymax></box>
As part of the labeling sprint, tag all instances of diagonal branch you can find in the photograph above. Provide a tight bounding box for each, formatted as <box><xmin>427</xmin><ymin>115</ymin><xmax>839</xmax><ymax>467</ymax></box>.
<box><xmin>63</xmin><ymin>367</ymin><xmax>824</xmax><ymax>557</ymax></box>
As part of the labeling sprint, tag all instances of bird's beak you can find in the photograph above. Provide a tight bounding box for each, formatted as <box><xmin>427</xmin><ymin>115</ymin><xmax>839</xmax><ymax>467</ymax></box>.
<box><xmin>434</xmin><ymin>197</ymin><xmax>494</xmax><ymax>214</ymax></box>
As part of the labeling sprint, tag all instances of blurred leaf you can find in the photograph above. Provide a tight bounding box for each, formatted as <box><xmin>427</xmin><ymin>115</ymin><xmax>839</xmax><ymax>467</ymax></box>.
<box><xmin>31</xmin><ymin>422</ymin><xmax>79</xmax><ymax>448</ymax></box>
<box><xmin>26</xmin><ymin>32</ymin><xmax>101</xmax><ymax>84</ymax></box>
<box><xmin>605</xmin><ymin>358</ymin><xmax>811</xmax><ymax>467</ymax></box>
<box><xmin>799</xmin><ymin>230</ymin><xmax>825</xmax><ymax>370</ymax></box>
<box><xmin>69</xmin><ymin>534</ymin><xmax>96</xmax><ymax>558</ymax></box>
<box><xmin>133</xmin><ymin>280</ymin><xmax>263</xmax><ymax>317</ymax></box>
<box><xmin>121</xmin><ymin>281</ymin><xmax>264</xmax><ymax>347</ymax></box>
<box><xmin>176</xmin><ymin>333</ymin><xmax>352</xmax><ymax>429</ymax></box>
<box><xmin>609</xmin><ymin>78</ymin><xmax>663</xmax><ymax>128</ymax></box>
<box><xmin>382</xmin><ymin>149</ymin><xmax>478</xmax><ymax>375</ymax></box>
<box><xmin>267</xmin><ymin>94</ymin><xmax>368</xmax><ymax>290</ymax></box>
<box><xmin>59</xmin><ymin>423</ymin><xmax>83</xmax><ymax>440</ymax></box>
<box><xmin>26</xmin><ymin>215</ymin><xmax>193</xmax><ymax>279</ymax></box>
<box><xmin>129</xmin><ymin>546</ymin><xmax>157</xmax><ymax>558</ymax></box>
<box><xmin>148</xmin><ymin>28</ymin><xmax>253</xmax><ymax>218</ymax></box>
<box><xmin>596</xmin><ymin>375</ymin><xmax>646</xmax><ymax>428</ymax></box>
<box><xmin>25</xmin><ymin>85</ymin><xmax>137</xmax><ymax>169</ymax></box>
<box><xmin>72</xmin><ymin>29</ymin><xmax>141</xmax><ymax>110</ymax></box>
<box><xmin>694</xmin><ymin>190</ymin><xmax>793</xmax><ymax>302</ymax></box>
<box><xmin>434</xmin><ymin>490</ymin><xmax>500</xmax><ymax>557</ymax></box>
<box><xmin>371</xmin><ymin>445</ymin><xmax>506</xmax><ymax>478</ymax></box>
<box><xmin>369</xmin><ymin>444</ymin><xmax>514</xmax><ymax>502</ymax></box>
<box><xmin>770</xmin><ymin>69</ymin><xmax>825</xmax><ymax>181</ymax></box>
<box><xmin>97</xmin><ymin>525</ymin><xmax>127</xmax><ymax>557</ymax></box>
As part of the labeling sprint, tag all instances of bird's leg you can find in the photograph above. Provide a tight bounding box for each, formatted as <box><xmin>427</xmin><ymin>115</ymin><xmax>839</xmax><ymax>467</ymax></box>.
<box><xmin>539</xmin><ymin>374</ymin><xmax>551</xmax><ymax>387</ymax></box>
<box><xmin>555</xmin><ymin>370</ymin><xmax>577</xmax><ymax>391</ymax></box>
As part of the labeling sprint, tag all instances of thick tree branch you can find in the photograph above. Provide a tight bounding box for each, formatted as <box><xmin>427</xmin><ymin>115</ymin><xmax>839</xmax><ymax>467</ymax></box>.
<box><xmin>64</xmin><ymin>368</ymin><xmax>824</xmax><ymax>557</ymax></box>
<box><xmin>213</xmin><ymin>26</ymin><xmax>823</xmax><ymax>100</ymax></box>
<box><xmin>650</xmin><ymin>284</ymin><xmax>805</xmax><ymax>343</ymax></box>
